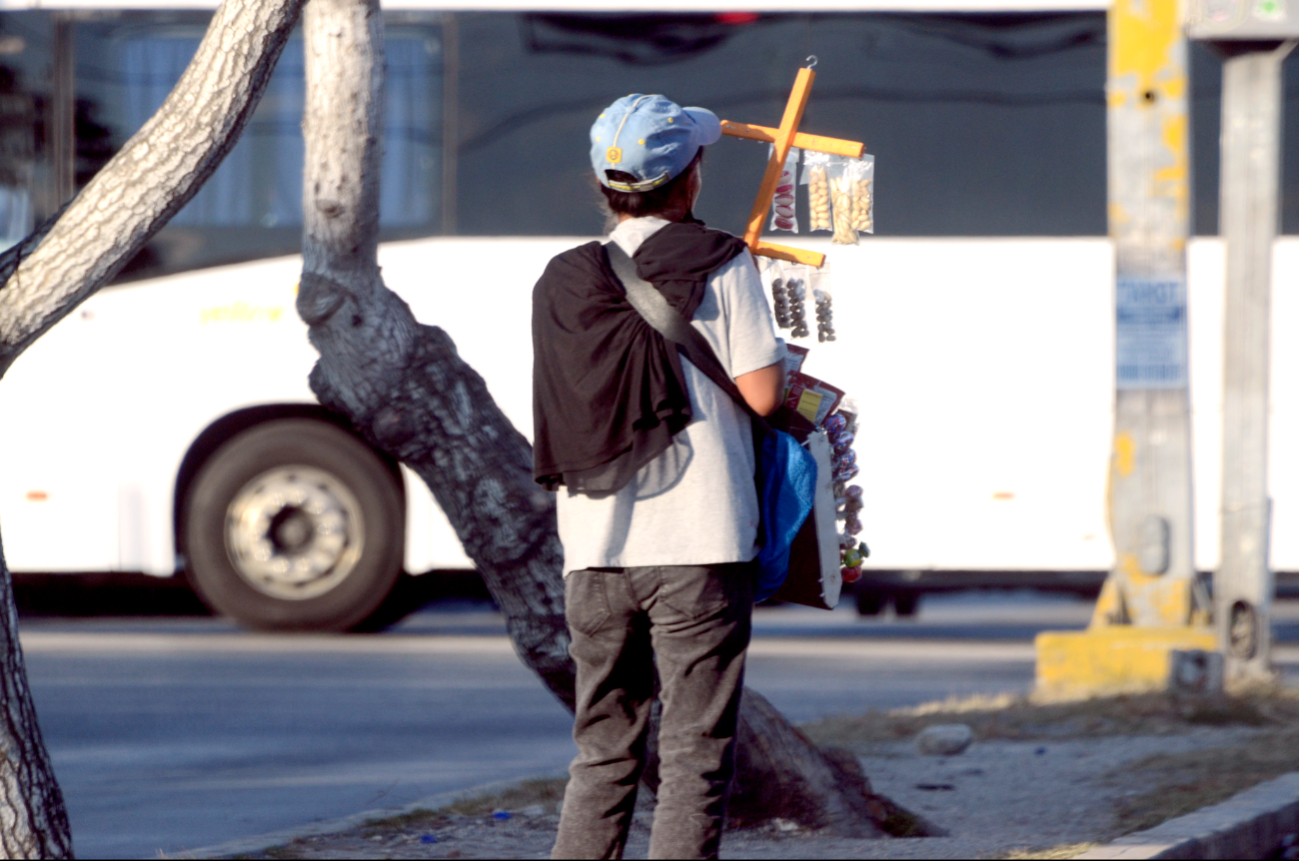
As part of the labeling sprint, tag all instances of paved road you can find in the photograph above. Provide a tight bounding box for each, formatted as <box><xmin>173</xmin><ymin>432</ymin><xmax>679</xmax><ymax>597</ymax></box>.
<box><xmin>20</xmin><ymin>593</ymin><xmax>1299</xmax><ymax>858</ymax></box>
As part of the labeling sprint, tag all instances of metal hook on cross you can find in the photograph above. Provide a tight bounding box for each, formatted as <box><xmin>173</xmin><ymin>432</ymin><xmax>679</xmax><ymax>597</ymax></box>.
<box><xmin>719</xmin><ymin>61</ymin><xmax>864</xmax><ymax>268</ymax></box>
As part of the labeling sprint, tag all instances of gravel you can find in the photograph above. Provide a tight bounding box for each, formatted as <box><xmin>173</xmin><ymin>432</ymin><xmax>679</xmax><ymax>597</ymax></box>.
<box><xmin>228</xmin><ymin>727</ymin><xmax>1264</xmax><ymax>860</ymax></box>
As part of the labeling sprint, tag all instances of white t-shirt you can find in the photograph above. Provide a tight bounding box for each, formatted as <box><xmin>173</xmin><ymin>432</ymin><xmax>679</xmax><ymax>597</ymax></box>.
<box><xmin>556</xmin><ymin>216</ymin><xmax>785</xmax><ymax>574</ymax></box>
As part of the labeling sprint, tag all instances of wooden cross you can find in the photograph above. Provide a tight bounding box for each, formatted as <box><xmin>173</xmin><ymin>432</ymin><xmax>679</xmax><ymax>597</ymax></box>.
<box><xmin>721</xmin><ymin>62</ymin><xmax>865</xmax><ymax>269</ymax></box>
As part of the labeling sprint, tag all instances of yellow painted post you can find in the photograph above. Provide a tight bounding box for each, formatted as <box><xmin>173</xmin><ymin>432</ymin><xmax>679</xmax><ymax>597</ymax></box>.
<box><xmin>1034</xmin><ymin>0</ymin><xmax>1215</xmax><ymax>697</ymax></box>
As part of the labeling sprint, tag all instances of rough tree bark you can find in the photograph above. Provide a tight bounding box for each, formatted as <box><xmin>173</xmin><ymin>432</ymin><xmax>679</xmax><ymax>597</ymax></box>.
<box><xmin>297</xmin><ymin>0</ymin><xmax>933</xmax><ymax>837</ymax></box>
<box><xmin>0</xmin><ymin>1</ymin><xmax>306</xmax><ymax>854</ymax></box>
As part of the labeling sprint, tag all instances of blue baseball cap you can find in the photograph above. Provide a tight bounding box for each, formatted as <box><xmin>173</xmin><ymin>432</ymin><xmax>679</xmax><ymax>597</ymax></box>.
<box><xmin>590</xmin><ymin>94</ymin><xmax>722</xmax><ymax>192</ymax></box>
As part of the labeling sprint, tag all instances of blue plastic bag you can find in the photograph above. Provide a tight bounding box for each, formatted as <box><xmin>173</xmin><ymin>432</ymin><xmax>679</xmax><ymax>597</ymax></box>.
<box><xmin>754</xmin><ymin>428</ymin><xmax>818</xmax><ymax>602</ymax></box>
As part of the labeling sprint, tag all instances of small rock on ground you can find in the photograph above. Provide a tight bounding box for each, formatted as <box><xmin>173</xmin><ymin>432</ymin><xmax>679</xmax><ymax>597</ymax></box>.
<box><xmin>915</xmin><ymin>724</ymin><xmax>973</xmax><ymax>756</ymax></box>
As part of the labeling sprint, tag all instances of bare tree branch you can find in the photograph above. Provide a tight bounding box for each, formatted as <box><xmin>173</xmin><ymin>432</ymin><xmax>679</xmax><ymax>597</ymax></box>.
<box><xmin>0</xmin><ymin>0</ymin><xmax>306</xmax><ymax>377</ymax></box>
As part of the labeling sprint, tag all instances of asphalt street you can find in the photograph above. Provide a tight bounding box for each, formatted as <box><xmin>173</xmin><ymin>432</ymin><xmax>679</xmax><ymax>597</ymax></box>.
<box><xmin>19</xmin><ymin>592</ymin><xmax>1299</xmax><ymax>859</ymax></box>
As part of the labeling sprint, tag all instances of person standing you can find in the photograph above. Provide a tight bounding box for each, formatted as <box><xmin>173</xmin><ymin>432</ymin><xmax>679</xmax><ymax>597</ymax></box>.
<box><xmin>532</xmin><ymin>94</ymin><xmax>786</xmax><ymax>860</ymax></box>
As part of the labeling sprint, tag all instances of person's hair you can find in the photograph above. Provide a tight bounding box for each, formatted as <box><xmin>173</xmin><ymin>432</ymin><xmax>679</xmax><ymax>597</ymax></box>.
<box><xmin>598</xmin><ymin>148</ymin><xmax>704</xmax><ymax>220</ymax></box>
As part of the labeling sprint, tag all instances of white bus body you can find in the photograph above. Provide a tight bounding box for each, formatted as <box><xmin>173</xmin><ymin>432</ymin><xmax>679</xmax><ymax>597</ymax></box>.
<box><xmin>4</xmin><ymin>236</ymin><xmax>1297</xmax><ymax>570</ymax></box>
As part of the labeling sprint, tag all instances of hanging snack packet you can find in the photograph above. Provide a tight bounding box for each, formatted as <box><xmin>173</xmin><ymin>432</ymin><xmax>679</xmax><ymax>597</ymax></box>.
<box><xmin>809</xmin><ymin>265</ymin><xmax>835</xmax><ymax>342</ymax></box>
<box><xmin>768</xmin><ymin>146</ymin><xmax>799</xmax><ymax>233</ymax></box>
<box><xmin>783</xmin><ymin>343</ymin><xmax>810</xmax><ymax>391</ymax></box>
<box><xmin>802</xmin><ymin>151</ymin><xmax>832</xmax><ymax>232</ymax></box>
<box><xmin>759</xmin><ymin>257</ymin><xmax>793</xmax><ymax>330</ymax></box>
<box><xmin>784</xmin><ymin>371</ymin><xmax>846</xmax><ymax>427</ymax></box>
<box><xmin>827</xmin><ymin>156</ymin><xmax>858</xmax><ymax>245</ymax></box>
<box><xmin>849</xmin><ymin>155</ymin><xmax>875</xmax><ymax>234</ymax></box>
<box><xmin>784</xmin><ymin>266</ymin><xmax>810</xmax><ymax>339</ymax></box>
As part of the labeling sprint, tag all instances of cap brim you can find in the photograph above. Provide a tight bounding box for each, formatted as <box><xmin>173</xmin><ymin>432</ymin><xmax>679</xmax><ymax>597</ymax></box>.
<box><xmin>683</xmin><ymin>107</ymin><xmax>722</xmax><ymax>147</ymax></box>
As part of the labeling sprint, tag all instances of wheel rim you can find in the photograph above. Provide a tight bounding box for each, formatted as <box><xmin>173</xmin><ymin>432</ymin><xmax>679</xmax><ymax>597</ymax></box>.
<box><xmin>224</xmin><ymin>465</ymin><xmax>364</xmax><ymax>601</ymax></box>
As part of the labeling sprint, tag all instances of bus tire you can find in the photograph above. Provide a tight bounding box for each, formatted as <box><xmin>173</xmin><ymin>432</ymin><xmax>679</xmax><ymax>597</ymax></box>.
<box><xmin>855</xmin><ymin>588</ymin><xmax>887</xmax><ymax>616</ymax></box>
<box><xmin>183</xmin><ymin>418</ymin><xmax>404</xmax><ymax>632</ymax></box>
<box><xmin>893</xmin><ymin>592</ymin><xmax>921</xmax><ymax>617</ymax></box>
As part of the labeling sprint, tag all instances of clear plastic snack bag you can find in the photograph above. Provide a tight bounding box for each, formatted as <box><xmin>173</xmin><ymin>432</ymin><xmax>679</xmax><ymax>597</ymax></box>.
<box><xmin>827</xmin><ymin>156</ymin><xmax>858</xmax><ymax>245</ymax></box>
<box><xmin>802</xmin><ymin>151</ymin><xmax>832</xmax><ymax>232</ymax></box>
<box><xmin>769</xmin><ymin>146</ymin><xmax>799</xmax><ymax>233</ymax></box>
<box><xmin>849</xmin><ymin>155</ymin><xmax>874</xmax><ymax>235</ymax></box>
<box><xmin>784</xmin><ymin>264</ymin><xmax>810</xmax><ymax>339</ymax></box>
<box><xmin>809</xmin><ymin>264</ymin><xmax>835</xmax><ymax>342</ymax></box>
<box><xmin>759</xmin><ymin>257</ymin><xmax>793</xmax><ymax>330</ymax></box>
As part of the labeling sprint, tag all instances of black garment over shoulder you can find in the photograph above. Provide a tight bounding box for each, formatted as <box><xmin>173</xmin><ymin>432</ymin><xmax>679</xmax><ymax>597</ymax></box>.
<box><xmin>532</xmin><ymin>220</ymin><xmax>748</xmax><ymax>493</ymax></box>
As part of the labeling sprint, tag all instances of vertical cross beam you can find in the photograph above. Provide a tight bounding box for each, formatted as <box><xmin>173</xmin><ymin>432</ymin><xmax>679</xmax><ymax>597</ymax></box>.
<box><xmin>719</xmin><ymin>64</ymin><xmax>864</xmax><ymax>268</ymax></box>
<box><xmin>741</xmin><ymin>66</ymin><xmax>814</xmax><ymax>249</ymax></box>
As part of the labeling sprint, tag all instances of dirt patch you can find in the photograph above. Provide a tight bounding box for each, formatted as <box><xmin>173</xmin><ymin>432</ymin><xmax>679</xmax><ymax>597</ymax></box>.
<box><xmin>1105</xmin><ymin>725</ymin><xmax>1299</xmax><ymax>835</ymax></box>
<box><xmin>224</xmin><ymin>689</ymin><xmax>1299</xmax><ymax>860</ymax></box>
<box><xmin>1002</xmin><ymin>844</ymin><xmax>1099</xmax><ymax>859</ymax></box>
<box><xmin>802</xmin><ymin>687</ymin><xmax>1299</xmax><ymax>749</ymax></box>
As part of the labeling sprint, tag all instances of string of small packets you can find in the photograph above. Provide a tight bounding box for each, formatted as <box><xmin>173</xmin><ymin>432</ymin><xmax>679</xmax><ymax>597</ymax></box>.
<box><xmin>757</xmin><ymin>145</ymin><xmax>875</xmax><ymax>583</ymax></box>
<box><xmin>764</xmin><ymin>147</ymin><xmax>874</xmax><ymax>344</ymax></box>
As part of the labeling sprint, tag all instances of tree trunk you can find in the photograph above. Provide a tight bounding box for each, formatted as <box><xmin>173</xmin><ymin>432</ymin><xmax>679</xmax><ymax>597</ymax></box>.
<box><xmin>0</xmin><ymin>537</ymin><xmax>70</xmax><ymax>858</ymax></box>
<box><xmin>298</xmin><ymin>0</ymin><xmax>573</xmax><ymax>704</ymax></box>
<box><xmin>0</xmin><ymin>1</ymin><xmax>306</xmax><ymax>854</ymax></box>
<box><xmin>298</xmin><ymin>0</ymin><xmax>933</xmax><ymax>837</ymax></box>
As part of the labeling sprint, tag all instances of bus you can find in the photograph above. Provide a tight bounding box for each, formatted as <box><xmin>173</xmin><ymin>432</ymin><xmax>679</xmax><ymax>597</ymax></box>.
<box><xmin>0</xmin><ymin>0</ymin><xmax>1295</xmax><ymax>629</ymax></box>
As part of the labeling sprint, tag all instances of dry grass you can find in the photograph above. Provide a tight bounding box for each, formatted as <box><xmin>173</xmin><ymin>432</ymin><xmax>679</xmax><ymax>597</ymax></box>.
<box><xmin>362</xmin><ymin>777</ymin><xmax>569</xmax><ymax>833</ymax></box>
<box><xmin>1002</xmin><ymin>843</ymin><xmax>1099</xmax><ymax>859</ymax></box>
<box><xmin>804</xmin><ymin>685</ymin><xmax>1299</xmax><ymax>849</ymax></box>
<box><xmin>801</xmin><ymin>686</ymin><xmax>1299</xmax><ymax>752</ymax></box>
<box><xmin>1104</xmin><ymin>724</ymin><xmax>1299</xmax><ymax>836</ymax></box>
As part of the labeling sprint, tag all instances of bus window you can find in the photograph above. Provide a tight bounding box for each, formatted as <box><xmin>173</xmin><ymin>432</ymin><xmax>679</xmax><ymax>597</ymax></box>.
<box><xmin>71</xmin><ymin>12</ymin><xmax>444</xmax><ymax>282</ymax></box>
<box><xmin>24</xmin><ymin>6</ymin><xmax>1299</xmax><ymax>269</ymax></box>
<box><xmin>0</xmin><ymin>13</ymin><xmax>44</xmax><ymax>252</ymax></box>
<box><xmin>454</xmin><ymin>12</ymin><xmax>1109</xmax><ymax>238</ymax></box>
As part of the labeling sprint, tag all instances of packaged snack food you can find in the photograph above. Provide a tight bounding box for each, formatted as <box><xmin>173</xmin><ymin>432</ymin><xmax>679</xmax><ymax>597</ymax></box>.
<box><xmin>784</xmin><ymin>371</ymin><xmax>845</xmax><ymax>426</ymax></box>
<box><xmin>802</xmin><ymin>151</ymin><xmax>832</xmax><ymax>232</ymax></box>
<box><xmin>783</xmin><ymin>343</ymin><xmax>809</xmax><ymax>382</ymax></box>
<box><xmin>827</xmin><ymin>156</ymin><xmax>858</xmax><ymax>246</ymax></box>
<box><xmin>771</xmin><ymin>275</ymin><xmax>791</xmax><ymax>329</ymax></box>
<box><xmin>758</xmin><ymin>258</ymin><xmax>792</xmax><ymax>329</ymax></box>
<box><xmin>837</xmin><ymin>400</ymin><xmax>861</xmax><ymax>436</ymax></box>
<box><xmin>786</xmin><ymin>273</ymin><xmax>809</xmax><ymax>338</ymax></box>
<box><xmin>810</xmin><ymin>265</ymin><xmax>835</xmax><ymax>342</ymax></box>
<box><xmin>835</xmin><ymin>462</ymin><xmax>860</xmax><ymax>483</ymax></box>
<box><xmin>850</xmin><ymin>155</ymin><xmax>875</xmax><ymax>234</ymax></box>
<box><xmin>768</xmin><ymin>146</ymin><xmax>799</xmax><ymax>233</ymax></box>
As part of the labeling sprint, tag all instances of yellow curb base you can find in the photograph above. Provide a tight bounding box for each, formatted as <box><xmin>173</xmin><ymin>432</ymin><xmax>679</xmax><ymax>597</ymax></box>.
<box><xmin>1035</xmin><ymin>627</ymin><xmax>1218</xmax><ymax>697</ymax></box>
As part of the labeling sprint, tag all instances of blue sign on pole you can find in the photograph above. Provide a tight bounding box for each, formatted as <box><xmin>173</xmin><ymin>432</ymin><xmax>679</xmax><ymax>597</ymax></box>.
<box><xmin>1116</xmin><ymin>276</ymin><xmax>1188</xmax><ymax>389</ymax></box>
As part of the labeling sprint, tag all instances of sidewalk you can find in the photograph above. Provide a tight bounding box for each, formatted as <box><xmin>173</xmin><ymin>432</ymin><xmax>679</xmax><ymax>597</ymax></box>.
<box><xmin>175</xmin><ymin>690</ymin><xmax>1299</xmax><ymax>860</ymax></box>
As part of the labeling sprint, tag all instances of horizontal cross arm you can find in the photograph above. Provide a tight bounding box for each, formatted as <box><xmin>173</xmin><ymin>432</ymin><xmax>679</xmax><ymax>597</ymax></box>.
<box><xmin>721</xmin><ymin>120</ymin><xmax>864</xmax><ymax>159</ymax></box>
<box><xmin>752</xmin><ymin>241</ymin><xmax>825</xmax><ymax>268</ymax></box>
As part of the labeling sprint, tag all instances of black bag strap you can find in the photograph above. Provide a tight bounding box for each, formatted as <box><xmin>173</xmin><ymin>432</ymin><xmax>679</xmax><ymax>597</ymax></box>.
<box><xmin>604</xmin><ymin>241</ymin><xmax>762</xmax><ymax>421</ymax></box>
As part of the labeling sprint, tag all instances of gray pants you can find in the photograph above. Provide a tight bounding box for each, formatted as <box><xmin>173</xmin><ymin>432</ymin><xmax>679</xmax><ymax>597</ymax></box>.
<box><xmin>551</xmin><ymin>562</ymin><xmax>756</xmax><ymax>860</ymax></box>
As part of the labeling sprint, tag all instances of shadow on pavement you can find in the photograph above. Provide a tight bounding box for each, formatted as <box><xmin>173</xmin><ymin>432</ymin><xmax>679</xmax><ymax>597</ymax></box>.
<box><xmin>12</xmin><ymin>570</ymin><xmax>495</xmax><ymax>621</ymax></box>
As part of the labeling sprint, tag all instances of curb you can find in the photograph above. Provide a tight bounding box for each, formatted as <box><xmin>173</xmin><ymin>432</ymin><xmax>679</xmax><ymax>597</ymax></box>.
<box><xmin>1078</xmin><ymin>771</ymin><xmax>1299</xmax><ymax>860</ymax></box>
<box><xmin>167</xmin><ymin>771</ymin><xmax>568</xmax><ymax>860</ymax></box>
